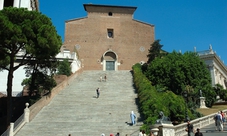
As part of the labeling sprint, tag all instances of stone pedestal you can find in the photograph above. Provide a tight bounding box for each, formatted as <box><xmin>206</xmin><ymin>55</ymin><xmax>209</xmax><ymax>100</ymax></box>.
<box><xmin>199</xmin><ymin>97</ymin><xmax>208</xmax><ymax>108</ymax></box>
<box><xmin>152</xmin><ymin>123</ymin><xmax>174</xmax><ymax>136</ymax></box>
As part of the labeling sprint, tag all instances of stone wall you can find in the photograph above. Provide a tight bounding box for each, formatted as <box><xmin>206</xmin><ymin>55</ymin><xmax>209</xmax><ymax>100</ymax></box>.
<box><xmin>28</xmin><ymin>68</ymin><xmax>83</xmax><ymax>121</ymax></box>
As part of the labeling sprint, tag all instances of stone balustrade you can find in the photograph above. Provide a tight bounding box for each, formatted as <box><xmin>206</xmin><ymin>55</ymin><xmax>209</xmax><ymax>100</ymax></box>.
<box><xmin>151</xmin><ymin>109</ymin><xmax>227</xmax><ymax>136</ymax></box>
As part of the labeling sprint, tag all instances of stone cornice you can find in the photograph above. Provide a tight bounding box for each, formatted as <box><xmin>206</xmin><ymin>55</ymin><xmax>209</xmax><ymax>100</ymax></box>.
<box><xmin>200</xmin><ymin>53</ymin><xmax>227</xmax><ymax>75</ymax></box>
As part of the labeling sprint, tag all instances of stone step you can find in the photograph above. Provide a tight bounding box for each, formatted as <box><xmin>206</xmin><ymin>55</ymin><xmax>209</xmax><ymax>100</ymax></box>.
<box><xmin>15</xmin><ymin>70</ymin><xmax>142</xmax><ymax>136</ymax></box>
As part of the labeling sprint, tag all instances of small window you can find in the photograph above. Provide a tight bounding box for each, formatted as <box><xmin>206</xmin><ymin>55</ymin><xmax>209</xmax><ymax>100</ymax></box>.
<box><xmin>107</xmin><ymin>29</ymin><xmax>114</xmax><ymax>38</ymax></box>
<box><xmin>108</xmin><ymin>12</ymin><xmax>113</xmax><ymax>16</ymax></box>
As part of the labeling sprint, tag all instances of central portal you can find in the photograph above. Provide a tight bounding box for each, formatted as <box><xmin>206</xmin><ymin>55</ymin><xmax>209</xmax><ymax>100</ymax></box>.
<box><xmin>103</xmin><ymin>50</ymin><xmax>118</xmax><ymax>71</ymax></box>
<box><xmin>106</xmin><ymin>61</ymin><xmax>115</xmax><ymax>70</ymax></box>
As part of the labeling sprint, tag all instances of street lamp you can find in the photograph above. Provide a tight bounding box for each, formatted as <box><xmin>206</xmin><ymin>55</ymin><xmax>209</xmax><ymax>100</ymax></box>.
<box><xmin>183</xmin><ymin>91</ymin><xmax>189</xmax><ymax>122</ymax></box>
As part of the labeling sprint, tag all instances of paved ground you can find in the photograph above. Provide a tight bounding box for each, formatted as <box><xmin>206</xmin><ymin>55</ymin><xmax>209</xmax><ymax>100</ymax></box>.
<box><xmin>199</xmin><ymin>123</ymin><xmax>227</xmax><ymax>136</ymax></box>
<box><xmin>15</xmin><ymin>71</ymin><xmax>142</xmax><ymax>136</ymax></box>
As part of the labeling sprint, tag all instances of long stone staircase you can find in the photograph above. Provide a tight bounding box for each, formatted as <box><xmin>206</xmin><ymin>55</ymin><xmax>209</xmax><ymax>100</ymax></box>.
<box><xmin>15</xmin><ymin>70</ymin><xmax>142</xmax><ymax>136</ymax></box>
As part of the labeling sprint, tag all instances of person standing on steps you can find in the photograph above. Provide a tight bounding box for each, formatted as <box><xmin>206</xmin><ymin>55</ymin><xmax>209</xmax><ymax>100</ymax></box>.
<box><xmin>96</xmin><ymin>87</ymin><xmax>100</xmax><ymax>98</ymax></box>
<box><xmin>185</xmin><ymin>120</ymin><xmax>194</xmax><ymax>136</ymax></box>
<box><xmin>104</xmin><ymin>74</ymin><xmax>107</xmax><ymax>82</ymax></box>
<box><xmin>130</xmin><ymin>111</ymin><xmax>137</xmax><ymax>125</ymax></box>
<box><xmin>100</xmin><ymin>76</ymin><xmax>102</xmax><ymax>82</ymax></box>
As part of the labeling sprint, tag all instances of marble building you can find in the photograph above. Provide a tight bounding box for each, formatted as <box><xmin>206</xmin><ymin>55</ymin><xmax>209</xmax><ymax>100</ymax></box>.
<box><xmin>197</xmin><ymin>45</ymin><xmax>227</xmax><ymax>89</ymax></box>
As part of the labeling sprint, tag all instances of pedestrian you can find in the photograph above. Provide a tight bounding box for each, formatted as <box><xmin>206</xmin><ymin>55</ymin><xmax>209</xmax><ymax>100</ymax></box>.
<box><xmin>138</xmin><ymin>130</ymin><xmax>143</xmax><ymax>136</ymax></box>
<box><xmin>130</xmin><ymin>111</ymin><xmax>137</xmax><ymax>126</ymax></box>
<box><xmin>221</xmin><ymin>111</ymin><xmax>226</xmax><ymax>125</ymax></box>
<box><xmin>149</xmin><ymin>132</ymin><xmax>154</xmax><ymax>136</ymax></box>
<box><xmin>216</xmin><ymin>111</ymin><xmax>223</xmax><ymax>131</ymax></box>
<box><xmin>104</xmin><ymin>74</ymin><xmax>107</xmax><ymax>82</ymax></box>
<box><xmin>101</xmin><ymin>133</ymin><xmax>105</xmax><ymax>136</ymax></box>
<box><xmin>100</xmin><ymin>76</ymin><xmax>102</xmax><ymax>82</ymax></box>
<box><xmin>214</xmin><ymin>113</ymin><xmax>218</xmax><ymax>130</ymax></box>
<box><xmin>185</xmin><ymin>120</ymin><xmax>194</xmax><ymax>136</ymax></box>
<box><xmin>142</xmin><ymin>130</ymin><xmax>147</xmax><ymax>136</ymax></box>
<box><xmin>194</xmin><ymin>128</ymin><xmax>203</xmax><ymax>136</ymax></box>
<box><xmin>115</xmin><ymin>132</ymin><xmax>120</xmax><ymax>136</ymax></box>
<box><xmin>96</xmin><ymin>88</ymin><xmax>100</xmax><ymax>98</ymax></box>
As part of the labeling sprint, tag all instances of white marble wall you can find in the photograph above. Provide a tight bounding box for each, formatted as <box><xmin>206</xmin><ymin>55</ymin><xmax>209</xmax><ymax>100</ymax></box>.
<box><xmin>210</xmin><ymin>64</ymin><xmax>227</xmax><ymax>89</ymax></box>
<box><xmin>0</xmin><ymin>0</ymin><xmax>37</xmax><ymax>11</ymax></box>
<box><xmin>199</xmin><ymin>47</ymin><xmax>227</xmax><ymax>89</ymax></box>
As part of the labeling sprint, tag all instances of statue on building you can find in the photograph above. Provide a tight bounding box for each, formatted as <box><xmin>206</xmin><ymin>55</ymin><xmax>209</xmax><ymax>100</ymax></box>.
<box><xmin>209</xmin><ymin>44</ymin><xmax>212</xmax><ymax>50</ymax></box>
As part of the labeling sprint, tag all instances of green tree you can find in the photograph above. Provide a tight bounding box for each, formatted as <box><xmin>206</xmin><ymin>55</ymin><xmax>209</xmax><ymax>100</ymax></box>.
<box><xmin>145</xmin><ymin>51</ymin><xmax>215</xmax><ymax>107</ymax></box>
<box><xmin>0</xmin><ymin>7</ymin><xmax>62</xmax><ymax>128</ymax></box>
<box><xmin>57</xmin><ymin>59</ymin><xmax>71</xmax><ymax>76</ymax></box>
<box><xmin>22</xmin><ymin>71</ymin><xmax>57</xmax><ymax>104</ymax></box>
<box><xmin>147</xmin><ymin>40</ymin><xmax>167</xmax><ymax>64</ymax></box>
<box><xmin>215</xmin><ymin>84</ymin><xmax>227</xmax><ymax>101</ymax></box>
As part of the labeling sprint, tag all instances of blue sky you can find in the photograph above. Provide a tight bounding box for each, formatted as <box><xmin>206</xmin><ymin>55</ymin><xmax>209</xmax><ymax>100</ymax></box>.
<box><xmin>39</xmin><ymin>0</ymin><xmax>227</xmax><ymax>64</ymax></box>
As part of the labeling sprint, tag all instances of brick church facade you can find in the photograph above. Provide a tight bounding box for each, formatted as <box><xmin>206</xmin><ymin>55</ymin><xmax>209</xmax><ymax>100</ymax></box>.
<box><xmin>63</xmin><ymin>4</ymin><xmax>155</xmax><ymax>70</ymax></box>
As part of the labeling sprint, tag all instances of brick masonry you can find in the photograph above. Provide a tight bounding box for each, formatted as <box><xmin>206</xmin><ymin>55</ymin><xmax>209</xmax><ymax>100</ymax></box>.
<box><xmin>63</xmin><ymin>4</ymin><xmax>155</xmax><ymax>70</ymax></box>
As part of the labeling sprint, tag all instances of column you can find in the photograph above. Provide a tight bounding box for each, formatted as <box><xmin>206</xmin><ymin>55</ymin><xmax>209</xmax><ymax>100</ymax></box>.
<box><xmin>24</xmin><ymin>103</ymin><xmax>30</xmax><ymax>122</ymax></box>
<box><xmin>13</xmin><ymin>0</ymin><xmax>20</xmax><ymax>8</ymax></box>
<box><xmin>0</xmin><ymin>0</ymin><xmax>4</xmax><ymax>10</ymax></box>
<box><xmin>209</xmin><ymin>64</ymin><xmax>215</xmax><ymax>87</ymax></box>
<box><xmin>9</xmin><ymin>123</ymin><xmax>14</xmax><ymax>136</ymax></box>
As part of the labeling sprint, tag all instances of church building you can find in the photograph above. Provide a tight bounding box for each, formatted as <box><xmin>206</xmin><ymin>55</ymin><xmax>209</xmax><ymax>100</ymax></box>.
<box><xmin>63</xmin><ymin>4</ymin><xmax>155</xmax><ymax>70</ymax></box>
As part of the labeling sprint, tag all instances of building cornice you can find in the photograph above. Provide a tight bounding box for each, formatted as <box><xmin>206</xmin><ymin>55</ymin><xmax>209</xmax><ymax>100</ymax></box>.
<box><xmin>133</xmin><ymin>19</ymin><xmax>154</xmax><ymax>27</ymax></box>
<box><xmin>200</xmin><ymin>53</ymin><xmax>227</xmax><ymax>75</ymax></box>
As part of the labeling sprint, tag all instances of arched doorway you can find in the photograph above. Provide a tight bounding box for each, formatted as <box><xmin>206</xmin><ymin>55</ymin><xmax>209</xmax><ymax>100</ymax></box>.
<box><xmin>103</xmin><ymin>50</ymin><xmax>118</xmax><ymax>71</ymax></box>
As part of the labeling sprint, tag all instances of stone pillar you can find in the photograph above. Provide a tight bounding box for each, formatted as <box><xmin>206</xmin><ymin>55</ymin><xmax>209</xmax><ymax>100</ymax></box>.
<box><xmin>209</xmin><ymin>65</ymin><xmax>216</xmax><ymax>87</ymax></box>
<box><xmin>199</xmin><ymin>97</ymin><xmax>208</xmax><ymax>108</ymax></box>
<box><xmin>13</xmin><ymin>0</ymin><xmax>20</xmax><ymax>8</ymax></box>
<box><xmin>0</xmin><ymin>0</ymin><xmax>4</xmax><ymax>10</ymax></box>
<box><xmin>152</xmin><ymin>123</ymin><xmax>175</xmax><ymax>136</ymax></box>
<box><xmin>9</xmin><ymin>123</ymin><xmax>14</xmax><ymax>136</ymax></box>
<box><xmin>24</xmin><ymin>103</ymin><xmax>30</xmax><ymax>122</ymax></box>
<box><xmin>151</xmin><ymin>127</ymin><xmax>159</xmax><ymax>136</ymax></box>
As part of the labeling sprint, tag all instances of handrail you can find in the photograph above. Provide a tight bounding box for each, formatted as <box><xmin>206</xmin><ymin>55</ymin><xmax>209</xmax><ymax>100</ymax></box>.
<box><xmin>13</xmin><ymin>113</ymin><xmax>25</xmax><ymax>131</ymax></box>
<box><xmin>174</xmin><ymin>109</ymin><xmax>227</xmax><ymax>136</ymax></box>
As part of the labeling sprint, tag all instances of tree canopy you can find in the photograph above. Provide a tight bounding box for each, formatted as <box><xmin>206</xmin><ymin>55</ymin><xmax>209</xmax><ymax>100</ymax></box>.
<box><xmin>57</xmin><ymin>59</ymin><xmax>71</xmax><ymax>76</ymax></box>
<box><xmin>144</xmin><ymin>51</ymin><xmax>216</xmax><ymax>107</ymax></box>
<box><xmin>0</xmin><ymin>7</ymin><xmax>62</xmax><ymax>127</ymax></box>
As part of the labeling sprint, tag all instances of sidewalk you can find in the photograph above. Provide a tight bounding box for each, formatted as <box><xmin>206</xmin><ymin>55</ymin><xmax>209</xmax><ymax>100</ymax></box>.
<box><xmin>200</xmin><ymin>123</ymin><xmax>227</xmax><ymax>136</ymax></box>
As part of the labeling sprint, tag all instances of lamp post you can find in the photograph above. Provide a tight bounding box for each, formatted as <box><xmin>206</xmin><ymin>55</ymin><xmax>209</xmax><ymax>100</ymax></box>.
<box><xmin>183</xmin><ymin>91</ymin><xmax>189</xmax><ymax>122</ymax></box>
